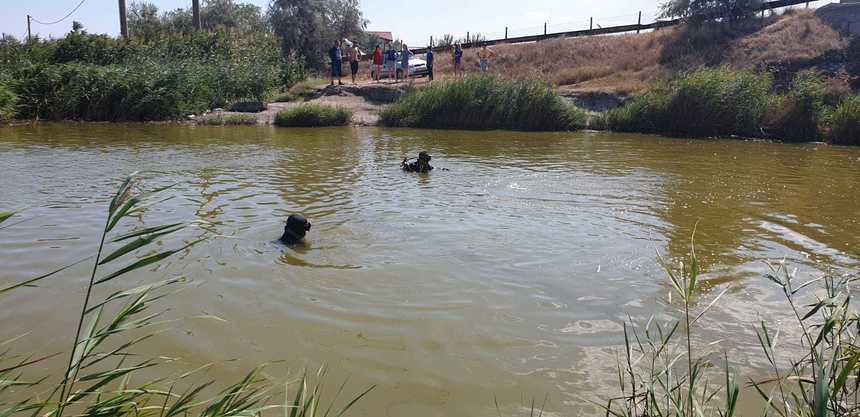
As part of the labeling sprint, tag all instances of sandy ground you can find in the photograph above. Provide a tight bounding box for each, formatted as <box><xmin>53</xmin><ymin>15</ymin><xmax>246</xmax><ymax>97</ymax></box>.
<box><xmin>204</xmin><ymin>77</ymin><xmax>433</xmax><ymax>126</ymax></box>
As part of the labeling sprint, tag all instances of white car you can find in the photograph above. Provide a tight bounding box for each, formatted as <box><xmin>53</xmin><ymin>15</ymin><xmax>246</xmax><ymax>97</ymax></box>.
<box><xmin>370</xmin><ymin>52</ymin><xmax>429</xmax><ymax>79</ymax></box>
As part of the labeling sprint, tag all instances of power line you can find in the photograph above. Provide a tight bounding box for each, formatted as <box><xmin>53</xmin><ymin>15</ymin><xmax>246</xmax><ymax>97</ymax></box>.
<box><xmin>30</xmin><ymin>0</ymin><xmax>88</xmax><ymax>25</ymax></box>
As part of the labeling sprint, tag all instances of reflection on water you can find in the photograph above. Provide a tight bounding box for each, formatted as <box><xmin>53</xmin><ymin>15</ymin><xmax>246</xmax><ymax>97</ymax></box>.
<box><xmin>1</xmin><ymin>123</ymin><xmax>859</xmax><ymax>417</ymax></box>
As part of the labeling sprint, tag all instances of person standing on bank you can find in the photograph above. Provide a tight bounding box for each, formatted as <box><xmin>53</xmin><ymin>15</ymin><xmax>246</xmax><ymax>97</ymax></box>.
<box><xmin>478</xmin><ymin>44</ymin><xmax>495</xmax><ymax>72</ymax></box>
<box><xmin>348</xmin><ymin>43</ymin><xmax>361</xmax><ymax>84</ymax></box>
<box><xmin>386</xmin><ymin>42</ymin><xmax>398</xmax><ymax>82</ymax></box>
<box><xmin>400</xmin><ymin>44</ymin><xmax>411</xmax><ymax>82</ymax></box>
<box><xmin>372</xmin><ymin>45</ymin><xmax>384</xmax><ymax>82</ymax></box>
<box><xmin>426</xmin><ymin>46</ymin><xmax>435</xmax><ymax>82</ymax></box>
<box><xmin>329</xmin><ymin>40</ymin><xmax>344</xmax><ymax>86</ymax></box>
<box><xmin>453</xmin><ymin>43</ymin><xmax>463</xmax><ymax>78</ymax></box>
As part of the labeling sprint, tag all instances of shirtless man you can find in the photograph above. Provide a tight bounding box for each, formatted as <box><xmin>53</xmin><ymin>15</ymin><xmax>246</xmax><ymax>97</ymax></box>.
<box><xmin>477</xmin><ymin>44</ymin><xmax>496</xmax><ymax>72</ymax></box>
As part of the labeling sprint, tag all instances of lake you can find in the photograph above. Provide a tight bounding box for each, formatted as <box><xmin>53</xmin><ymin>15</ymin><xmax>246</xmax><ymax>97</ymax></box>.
<box><xmin>1</xmin><ymin>123</ymin><xmax>858</xmax><ymax>417</ymax></box>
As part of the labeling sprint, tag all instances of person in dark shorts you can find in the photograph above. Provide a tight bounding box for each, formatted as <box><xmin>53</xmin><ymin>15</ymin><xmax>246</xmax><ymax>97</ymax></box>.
<box><xmin>386</xmin><ymin>43</ymin><xmax>398</xmax><ymax>82</ymax></box>
<box><xmin>280</xmin><ymin>214</ymin><xmax>312</xmax><ymax>245</ymax></box>
<box><xmin>426</xmin><ymin>47</ymin><xmax>435</xmax><ymax>81</ymax></box>
<box><xmin>400</xmin><ymin>44</ymin><xmax>411</xmax><ymax>82</ymax></box>
<box><xmin>347</xmin><ymin>44</ymin><xmax>360</xmax><ymax>84</ymax></box>
<box><xmin>329</xmin><ymin>40</ymin><xmax>343</xmax><ymax>86</ymax></box>
<box><xmin>453</xmin><ymin>43</ymin><xmax>463</xmax><ymax>78</ymax></box>
<box><xmin>401</xmin><ymin>152</ymin><xmax>433</xmax><ymax>173</ymax></box>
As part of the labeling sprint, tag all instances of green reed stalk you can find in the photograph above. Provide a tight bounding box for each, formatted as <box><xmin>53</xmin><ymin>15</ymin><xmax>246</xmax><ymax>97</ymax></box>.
<box><xmin>55</xmin><ymin>179</ymin><xmax>124</xmax><ymax>417</ymax></box>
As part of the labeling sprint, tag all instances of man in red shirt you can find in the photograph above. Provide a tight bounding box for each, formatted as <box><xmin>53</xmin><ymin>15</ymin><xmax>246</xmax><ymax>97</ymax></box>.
<box><xmin>372</xmin><ymin>45</ymin><xmax>384</xmax><ymax>82</ymax></box>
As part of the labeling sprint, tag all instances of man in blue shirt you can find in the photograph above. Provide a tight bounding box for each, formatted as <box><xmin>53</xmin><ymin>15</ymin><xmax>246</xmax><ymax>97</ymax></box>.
<box><xmin>385</xmin><ymin>43</ymin><xmax>398</xmax><ymax>82</ymax></box>
<box><xmin>329</xmin><ymin>40</ymin><xmax>343</xmax><ymax>86</ymax></box>
<box><xmin>426</xmin><ymin>47</ymin><xmax>435</xmax><ymax>82</ymax></box>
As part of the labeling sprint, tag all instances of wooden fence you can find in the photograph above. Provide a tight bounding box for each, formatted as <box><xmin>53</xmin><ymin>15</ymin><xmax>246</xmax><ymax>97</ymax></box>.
<box><xmin>411</xmin><ymin>0</ymin><xmax>815</xmax><ymax>54</ymax></box>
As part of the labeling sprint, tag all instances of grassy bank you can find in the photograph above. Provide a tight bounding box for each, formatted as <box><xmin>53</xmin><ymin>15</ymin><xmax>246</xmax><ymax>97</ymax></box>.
<box><xmin>197</xmin><ymin>113</ymin><xmax>257</xmax><ymax>125</ymax></box>
<box><xmin>379</xmin><ymin>75</ymin><xmax>586</xmax><ymax>131</ymax></box>
<box><xmin>274</xmin><ymin>104</ymin><xmax>352</xmax><ymax>127</ymax></box>
<box><xmin>605</xmin><ymin>67</ymin><xmax>858</xmax><ymax>143</ymax></box>
<box><xmin>428</xmin><ymin>10</ymin><xmax>848</xmax><ymax>95</ymax></box>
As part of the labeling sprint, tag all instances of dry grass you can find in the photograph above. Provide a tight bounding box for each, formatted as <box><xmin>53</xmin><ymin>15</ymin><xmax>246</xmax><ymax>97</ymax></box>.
<box><xmin>428</xmin><ymin>10</ymin><xmax>847</xmax><ymax>95</ymax></box>
<box><xmin>729</xmin><ymin>10</ymin><xmax>847</xmax><ymax>67</ymax></box>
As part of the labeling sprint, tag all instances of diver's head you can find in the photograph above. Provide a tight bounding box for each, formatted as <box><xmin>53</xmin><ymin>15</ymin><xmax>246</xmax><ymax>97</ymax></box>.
<box><xmin>418</xmin><ymin>151</ymin><xmax>431</xmax><ymax>163</ymax></box>
<box><xmin>281</xmin><ymin>214</ymin><xmax>311</xmax><ymax>244</ymax></box>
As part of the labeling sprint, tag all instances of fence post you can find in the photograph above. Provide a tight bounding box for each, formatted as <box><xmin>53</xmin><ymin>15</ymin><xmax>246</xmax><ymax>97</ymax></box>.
<box><xmin>637</xmin><ymin>11</ymin><xmax>642</xmax><ymax>33</ymax></box>
<box><xmin>192</xmin><ymin>0</ymin><xmax>201</xmax><ymax>30</ymax></box>
<box><xmin>505</xmin><ymin>27</ymin><xmax>508</xmax><ymax>39</ymax></box>
<box><xmin>118</xmin><ymin>0</ymin><xmax>128</xmax><ymax>38</ymax></box>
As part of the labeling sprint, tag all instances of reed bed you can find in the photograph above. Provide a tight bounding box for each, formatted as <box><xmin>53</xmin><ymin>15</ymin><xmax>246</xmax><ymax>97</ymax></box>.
<box><xmin>379</xmin><ymin>75</ymin><xmax>587</xmax><ymax>131</ymax></box>
<box><xmin>274</xmin><ymin>104</ymin><xmax>352</xmax><ymax>127</ymax></box>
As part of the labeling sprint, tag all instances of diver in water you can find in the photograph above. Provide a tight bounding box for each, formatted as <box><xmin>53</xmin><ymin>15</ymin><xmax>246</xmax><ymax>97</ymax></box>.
<box><xmin>401</xmin><ymin>151</ymin><xmax>434</xmax><ymax>173</ymax></box>
<box><xmin>280</xmin><ymin>214</ymin><xmax>312</xmax><ymax>245</ymax></box>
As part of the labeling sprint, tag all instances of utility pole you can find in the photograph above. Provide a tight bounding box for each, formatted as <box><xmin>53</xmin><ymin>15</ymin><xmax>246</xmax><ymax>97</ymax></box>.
<box><xmin>590</xmin><ymin>17</ymin><xmax>593</xmax><ymax>30</ymax></box>
<box><xmin>192</xmin><ymin>0</ymin><xmax>201</xmax><ymax>30</ymax></box>
<box><xmin>26</xmin><ymin>15</ymin><xmax>32</xmax><ymax>43</ymax></box>
<box><xmin>118</xmin><ymin>0</ymin><xmax>128</xmax><ymax>38</ymax></box>
<box><xmin>544</xmin><ymin>22</ymin><xmax>547</xmax><ymax>35</ymax></box>
<box><xmin>504</xmin><ymin>27</ymin><xmax>508</xmax><ymax>39</ymax></box>
<box><xmin>637</xmin><ymin>11</ymin><xmax>642</xmax><ymax>33</ymax></box>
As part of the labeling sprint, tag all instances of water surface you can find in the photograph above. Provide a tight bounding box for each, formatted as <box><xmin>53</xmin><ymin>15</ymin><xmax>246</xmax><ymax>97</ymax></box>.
<box><xmin>1</xmin><ymin>124</ymin><xmax>858</xmax><ymax>416</ymax></box>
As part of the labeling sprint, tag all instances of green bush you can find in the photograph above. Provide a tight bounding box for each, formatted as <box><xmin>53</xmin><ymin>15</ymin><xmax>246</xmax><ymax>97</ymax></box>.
<box><xmin>607</xmin><ymin>67</ymin><xmax>773</xmax><ymax>138</ymax></box>
<box><xmin>0</xmin><ymin>30</ymin><xmax>288</xmax><ymax>121</ymax></box>
<box><xmin>379</xmin><ymin>75</ymin><xmax>587</xmax><ymax>131</ymax></box>
<box><xmin>274</xmin><ymin>104</ymin><xmax>352</xmax><ymax>127</ymax></box>
<box><xmin>0</xmin><ymin>84</ymin><xmax>16</xmax><ymax>120</ymax></box>
<box><xmin>764</xmin><ymin>72</ymin><xmax>827</xmax><ymax>142</ymax></box>
<box><xmin>197</xmin><ymin>113</ymin><xmax>257</xmax><ymax>125</ymax></box>
<box><xmin>828</xmin><ymin>96</ymin><xmax>860</xmax><ymax>146</ymax></box>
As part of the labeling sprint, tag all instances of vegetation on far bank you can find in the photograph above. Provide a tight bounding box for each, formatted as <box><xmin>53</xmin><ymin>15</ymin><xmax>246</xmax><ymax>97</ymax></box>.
<box><xmin>603</xmin><ymin>67</ymin><xmax>859</xmax><ymax>144</ymax></box>
<box><xmin>275</xmin><ymin>104</ymin><xmax>353</xmax><ymax>127</ymax></box>
<box><xmin>379</xmin><ymin>75</ymin><xmax>587</xmax><ymax>131</ymax></box>
<box><xmin>0</xmin><ymin>0</ymin><xmax>367</xmax><ymax>122</ymax></box>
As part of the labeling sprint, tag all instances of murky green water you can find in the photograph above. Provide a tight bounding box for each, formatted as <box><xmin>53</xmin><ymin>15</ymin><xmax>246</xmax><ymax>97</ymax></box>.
<box><xmin>1</xmin><ymin>123</ymin><xmax>859</xmax><ymax>416</ymax></box>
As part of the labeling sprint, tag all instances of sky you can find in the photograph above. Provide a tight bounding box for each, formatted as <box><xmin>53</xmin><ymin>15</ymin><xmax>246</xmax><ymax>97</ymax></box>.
<box><xmin>2</xmin><ymin>0</ymin><xmax>830</xmax><ymax>46</ymax></box>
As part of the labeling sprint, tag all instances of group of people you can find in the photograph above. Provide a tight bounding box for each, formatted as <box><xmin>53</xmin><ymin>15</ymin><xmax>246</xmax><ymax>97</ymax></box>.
<box><xmin>327</xmin><ymin>39</ymin><xmax>497</xmax><ymax>86</ymax></box>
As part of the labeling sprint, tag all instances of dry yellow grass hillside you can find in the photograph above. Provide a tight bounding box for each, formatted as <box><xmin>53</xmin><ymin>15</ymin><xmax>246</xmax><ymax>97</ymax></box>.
<box><xmin>429</xmin><ymin>10</ymin><xmax>849</xmax><ymax>95</ymax></box>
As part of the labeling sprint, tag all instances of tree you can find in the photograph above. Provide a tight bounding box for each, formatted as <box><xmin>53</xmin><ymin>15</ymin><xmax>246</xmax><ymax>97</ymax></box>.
<box><xmin>202</xmin><ymin>0</ymin><xmax>265</xmax><ymax>33</ymax></box>
<box><xmin>659</xmin><ymin>0</ymin><xmax>763</xmax><ymax>21</ymax></box>
<box><xmin>128</xmin><ymin>2</ymin><xmax>162</xmax><ymax>41</ymax></box>
<box><xmin>267</xmin><ymin>0</ymin><xmax>367</xmax><ymax>69</ymax></box>
<box><xmin>161</xmin><ymin>8</ymin><xmax>194</xmax><ymax>34</ymax></box>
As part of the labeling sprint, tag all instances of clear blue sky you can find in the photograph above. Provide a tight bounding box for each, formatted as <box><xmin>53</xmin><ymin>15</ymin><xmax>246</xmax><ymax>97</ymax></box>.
<box><xmin>2</xmin><ymin>0</ymin><xmax>829</xmax><ymax>46</ymax></box>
